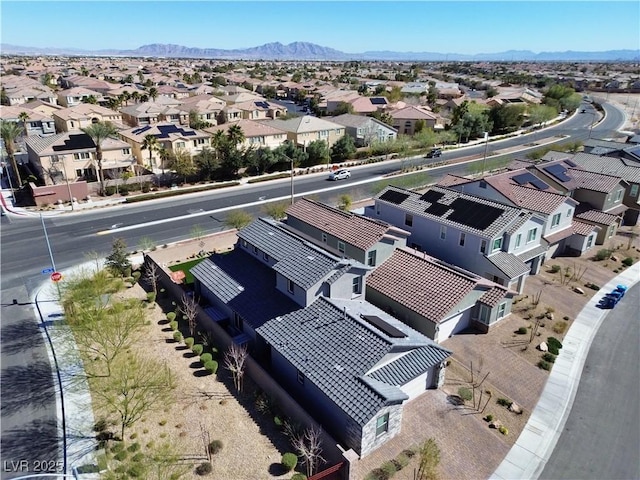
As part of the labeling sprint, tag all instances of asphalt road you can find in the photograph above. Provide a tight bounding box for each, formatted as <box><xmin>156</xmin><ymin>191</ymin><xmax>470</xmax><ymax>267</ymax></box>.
<box><xmin>0</xmin><ymin>101</ymin><xmax>625</xmax><ymax>474</ymax></box>
<box><xmin>540</xmin><ymin>283</ymin><xmax>640</xmax><ymax>480</ymax></box>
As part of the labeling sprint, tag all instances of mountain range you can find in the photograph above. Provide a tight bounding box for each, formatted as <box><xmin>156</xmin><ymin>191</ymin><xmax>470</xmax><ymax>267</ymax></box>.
<box><xmin>1</xmin><ymin>41</ymin><xmax>638</xmax><ymax>61</ymax></box>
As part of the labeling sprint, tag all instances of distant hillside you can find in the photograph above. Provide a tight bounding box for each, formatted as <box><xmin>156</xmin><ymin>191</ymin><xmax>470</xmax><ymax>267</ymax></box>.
<box><xmin>1</xmin><ymin>42</ymin><xmax>638</xmax><ymax>61</ymax></box>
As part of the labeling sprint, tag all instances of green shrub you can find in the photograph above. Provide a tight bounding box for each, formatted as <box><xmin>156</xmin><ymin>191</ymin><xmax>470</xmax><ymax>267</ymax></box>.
<box><xmin>127</xmin><ymin>442</ymin><xmax>140</xmax><ymax>453</ymax></box>
<box><xmin>200</xmin><ymin>353</ymin><xmax>212</xmax><ymax>364</ymax></box>
<box><xmin>192</xmin><ymin>344</ymin><xmax>203</xmax><ymax>356</ymax></box>
<box><xmin>291</xmin><ymin>474</ymin><xmax>307</xmax><ymax>480</ymax></box>
<box><xmin>110</xmin><ymin>441</ymin><xmax>125</xmax><ymax>453</ymax></box>
<box><xmin>147</xmin><ymin>292</ymin><xmax>156</xmax><ymax>303</ymax></box>
<box><xmin>94</xmin><ymin>418</ymin><xmax>108</xmax><ymax>432</ymax></box>
<box><xmin>497</xmin><ymin>397</ymin><xmax>513</xmax><ymax>408</ymax></box>
<box><xmin>585</xmin><ymin>282</ymin><xmax>600</xmax><ymax>291</ymax></box>
<box><xmin>169</xmin><ymin>320</ymin><xmax>178</xmax><ymax>331</ymax></box>
<box><xmin>184</xmin><ymin>337</ymin><xmax>194</xmax><ymax>349</ymax></box>
<box><xmin>538</xmin><ymin>360</ymin><xmax>552</xmax><ymax>371</ymax></box>
<box><xmin>516</xmin><ymin>327</ymin><xmax>528</xmax><ymax>335</ymax></box>
<box><xmin>274</xmin><ymin>416</ymin><xmax>283</xmax><ymax>427</ymax></box>
<box><xmin>595</xmin><ymin>249</ymin><xmax>613</xmax><ymax>261</ymax></box>
<box><xmin>132</xmin><ymin>271</ymin><xmax>141</xmax><ymax>281</ymax></box>
<box><xmin>281</xmin><ymin>452</ymin><xmax>298</xmax><ymax>472</ymax></box>
<box><xmin>549</xmin><ymin>345</ymin><xmax>560</xmax><ymax>355</ymax></box>
<box><xmin>622</xmin><ymin>257</ymin><xmax>634</xmax><ymax>266</ymax></box>
<box><xmin>208</xmin><ymin>439</ymin><xmax>223</xmax><ymax>455</ymax></box>
<box><xmin>167</xmin><ymin>312</ymin><xmax>176</xmax><ymax>322</ymax></box>
<box><xmin>458</xmin><ymin>387</ymin><xmax>472</xmax><ymax>402</ymax></box>
<box><xmin>125</xmin><ymin>181</ymin><xmax>240</xmax><ymax>203</ymax></box>
<box><xmin>552</xmin><ymin>321</ymin><xmax>568</xmax><ymax>334</ymax></box>
<box><xmin>204</xmin><ymin>360</ymin><xmax>218</xmax><ymax>374</ymax></box>
<box><xmin>173</xmin><ymin>331</ymin><xmax>183</xmax><ymax>342</ymax></box>
<box><xmin>542</xmin><ymin>353</ymin><xmax>556</xmax><ymax>363</ymax></box>
<box><xmin>395</xmin><ymin>452</ymin><xmax>410</xmax><ymax>469</ymax></box>
<box><xmin>365</xmin><ymin>468</ymin><xmax>390</xmax><ymax>480</ymax></box>
<box><xmin>485</xmin><ymin>414</ymin><xmax>494</xmax><ymax>422</ymax></box>
<box><xmin>381</xmin><ymin>461</ymin><xmax>397</xmax><ymax>477</ymax></box>
<box><xmin>195</xmin><ymin>462</ymin><xmax>213</xmax><ymax>476</ymax></box>
<box><xmin>114</xmin><ymin>449</ymin><xmax>128</xmax><ymax>461</ymax></box>
<box><xmin>401</xmin><ymin>448</ymin><xmax>416</xmax><ymax>458</ymax></box>
<box><xmin>131</xmin><ymin>452</ymin><xmax>144</xmax><ymax>463</ymax></box>
<box><xmin>547</xmin><ymin>337</ymin><xmax>563</xmax><ymax>350</ymax></box>
<box><xmin>127</xmin><ymin>464</ymin><xmax>145</xmax><ymax>478</ymax></box>
<box><xmin>550</xmin><ymin>264</ymin><xmax>561</xmax><ymax>273</ymax></box>
<box><xmin>499</xmin><ymin>426</ymin><xmax>509</xmax><ymax>435</ymax></box>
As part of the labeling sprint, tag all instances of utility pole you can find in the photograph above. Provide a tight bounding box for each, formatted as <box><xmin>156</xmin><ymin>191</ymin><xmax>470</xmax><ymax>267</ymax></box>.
<box><xmin>481</xmin><ymin>132</ymin><xmax>489</xmax><ymax>175</ymax></box>
<box><xmin>289</xmin><ymin>155</ymin><xmax>294</xmax><ymax>205</ymax></box>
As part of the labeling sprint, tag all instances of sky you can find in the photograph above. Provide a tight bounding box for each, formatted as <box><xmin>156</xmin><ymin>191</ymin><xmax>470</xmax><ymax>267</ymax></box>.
<box><xmin>1</xmin><ymin>1</ymin><xmax>638</xmax><ymax>54</ymax></box>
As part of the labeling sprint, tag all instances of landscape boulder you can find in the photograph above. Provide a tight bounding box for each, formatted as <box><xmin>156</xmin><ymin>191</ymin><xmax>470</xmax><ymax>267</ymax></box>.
<box><xmin>489</xmin><ymin>420</ymin><xmax>503</xmax><ymax>429</ymax></box>
<box><xmin>573</xmin><ymin>287</ymin><xmax>585</xmax><ymax>295</ymax></box>
<box><xmin>509</xmin><ymin>402</ymin><xmax>523</xmax><ymax>414</ymax></box>
<box><xmin>538</xmin><ymin>342</ymin><xmax>548</xmax><ymax>352</ymax></box>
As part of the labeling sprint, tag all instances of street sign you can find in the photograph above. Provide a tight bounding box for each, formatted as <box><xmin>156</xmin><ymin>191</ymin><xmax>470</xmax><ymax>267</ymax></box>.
<box><xmin>42</xmin><ymin>268</ymin><xmax>55</xmax><ymax>274</ymax></box>
<box><xmin>51</xmin><ymin>272</ymin><xmax>63</xmax><ymax>282</ymax></box>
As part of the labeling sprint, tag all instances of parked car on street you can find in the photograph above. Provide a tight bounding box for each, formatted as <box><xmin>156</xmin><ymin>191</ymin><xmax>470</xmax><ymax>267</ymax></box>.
<box><xmin>328</xmin><ymin>169</ymin><xmax>351</xmax><ymax>181</ymax></box>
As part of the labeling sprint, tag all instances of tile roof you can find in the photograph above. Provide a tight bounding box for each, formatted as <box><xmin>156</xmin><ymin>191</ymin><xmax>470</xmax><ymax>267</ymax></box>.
<box><xmin>436</xmin><ymin>174</ymin><xmax>471</xmax><ymax>187</ymax></box>
<box><xmin>575</xmin><ymin>209</ymin><xmax>621</xmax><ymax>225</ymax></box>
<box><xmin>571</xmin><ymin>220</ymin><xmax>600</xmax><ymax>237</ymax></box>
<box><xmin>368</xmin><ymin>346</ymin><xmax>451</xmax><ymax>387</ymax></box>
<box><xmin>267</xmin><ymin>115</ymin><xmax>344</xmax><ymax>134</ymax></box>
<box><xmin>478</xmin><ymin>287</ymin><xmax>510</xmax><ymax>307</ymax></box>
<box><xmin>485</xmin><ymin>251</ymin><xmax>531</xmax><ymax>278</ymax></box>
<box><xmin>570</xmin><ymin>152</ymin><xmax>640</xmax><ymax>184</ymax></box>
<box><xmin>567</xmin><ymin>168</ymin><xmax>625</xmax><ymax>193</ymax></box>
<box><xmin>515</xmin><ymin>242</ymin><xmax>549</xmax><ymax>263</ymax></box>
<box><xmin>205</xmin><ymin>119</ymin><xmax>286</xmax><ymax>138</ymax></box>
<box><xmin>257</xmin><ymin>297</ymin><xmax>441</xmax><ymax>426</ymax></box>
<box><xmin>375</xmin><ymin>185</ymin><xmax>526</xmax><ymax>237</ymax></box>
<box><xmin>543</xmin><ymin>226</ymin><xmax>575</xmax><ymax>244</ymax></box>
<box><xmin>367</xmin><ymin>248</ymin><xmax>508</xmax><ymax>323</ymax></box>
<box><xmin>286</xmin><ymin>198</ymin><xmax>409</xmax><ymax>251</ymax></box>
<box><xmin>190</xmin><ymin>249</ymin><xmax>299</xmax><ymax>330</ymax></box>
<box><xmin>509</xmin><ymin>184</ymin><xmax>575</xmax><ymax>214</ymax></box>
<box><xmin>389</xmin><ymin>105</ymin><xmax>438</xmax><ymax>120</ymax></box>
<box><xmin>237</xmin><ymin>218</ymin><xmax>347</xmax><ymax>289</ymax></box>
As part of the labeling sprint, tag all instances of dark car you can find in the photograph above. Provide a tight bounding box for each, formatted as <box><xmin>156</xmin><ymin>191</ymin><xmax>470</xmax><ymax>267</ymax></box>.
<box><xmin>426</xmin><ymin>148</ymin><xmax>442</xmax><ymax>158</ymax></box>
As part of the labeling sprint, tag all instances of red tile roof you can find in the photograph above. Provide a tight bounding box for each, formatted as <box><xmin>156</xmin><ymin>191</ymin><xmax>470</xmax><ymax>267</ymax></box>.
<box><xmin>568</xmin><ymin>168</ymin><xmax>624</xmax><ymax>193</ymax></box>
<box><xmin>572</xmin><ymin>220</ymin><xmax>600</xmax><ymax>236</ymax></box>
<box><xmin>286</xmin><ymin>198</ymin><xmax>408</xmax><ymax>251</ymax></box>
<box><xmin>509</xmin><ymin>185</ymin><xmax>575</xmax><ymax>214</ymax></box>
<box><xmin>575</xmin><ymin>209</ymin><xmax>620</xmax><ymax>225</ymax></box>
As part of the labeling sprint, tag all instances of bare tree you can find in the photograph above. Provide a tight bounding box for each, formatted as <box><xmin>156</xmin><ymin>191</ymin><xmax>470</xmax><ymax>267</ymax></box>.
<box><xmin>291</xmin><ymin>425</ymin><xmax>325</xmax><ymax>478</ymax></box>
<box><xmin>224</xmin><ymin>343</ymin><xmax>248</xmax><ymax>393</ymax></box>
<box><xmin>415</xmin><ymin>437</ymin><xmax>441</xmax><ymax>480</ymax></box>
<box><xmin>143</xmin><ymin>260</ymin><xmax>160</xmax><ymax>295</ymax></box>
<box><xmin>93</xmin><ymin>353</ymin><xmax>175</xmax><ymax>439</ymax></box>
<box><xmin>180</xmin><ymin>293</ymin><xmax>198</xmax><ymax>337</ymax></box>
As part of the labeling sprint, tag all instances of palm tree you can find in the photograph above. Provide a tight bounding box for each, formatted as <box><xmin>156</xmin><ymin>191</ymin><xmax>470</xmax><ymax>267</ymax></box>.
<box><xmin>227</xmin><ymin>124</ymin><xmax>245</xmax><ymax>148</ymax></box>
<box><xmin>81</xmin><ymin>121</ymin><xmax>119</xmax><ymax>195</ymax></box>
<box><xmin>0</xmin><ymin>120</ymin><xmax>24</xmax><ymax>187</ymax></box>
<box><xmin>148</xmin><ymin>87</ymin><xmax>158</xmax><ymax>102</ymax></box>
<box><xmin>131</xmin><ymin>91</ymin><xmax>140</xmax><ymax>104</ymax></box>
<box><xmin>141</xmin><ymin>134</ymin><xmax>160</xmax><ymax>170</ymax></box>
<box><xmin>158</xmin><ymin>146</ymin><xmax>171</xmax><ymax>177</ymax></box>
<box><xmin>18</xmin><ymin>111</ymin><xmax>30</xmax><ymax>137</ymax></box>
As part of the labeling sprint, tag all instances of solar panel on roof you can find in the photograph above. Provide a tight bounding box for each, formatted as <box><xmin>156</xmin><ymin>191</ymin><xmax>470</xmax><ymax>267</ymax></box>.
<box><xmin>419</xmin><ymin>190</ymin><xmax>445</xmax><ymax>203</ymax></box>
<box><xmin>627</xmin><ymin>146</ymin><xmax>640</xmax><ymax>157</ymax></box>
<box><xmin>361</xmin><ymin>315</ymin><xmax>406</xmax><ymax>338</ymax></box>
<box><xmin>131</xmin><ymin>125</ymin><xmax>151</xmax><ymax>135</ymax></box>
<box><xmin>52</xmin><ymin>134</ymin><xmax>95</xmax><ymax>151</ymax></box>
<box><xmin>543</xmin><ymin>164</ymin><xmax>572</xmax><ymax>182</ymax></box>
<box><xmin>425</xmin><ymin>202</ymin><xmax>451</xmax><ymax>216</ymax></box>
<box><xmin>370</xmin><ymin>97</ymin><xmax>387</xmax><ymax>105</ymax></box>
<box><xmin>512</xmin><ymin>172</ymin><xmax>549</xmax><ymax>190</ymax></box>
<box><xmin>565</xmin><ymin>160</ymin><xmax>577</xmax><ymax>167</ymax></box>
<box><xmin>447</xmin><ymin>198</ymin><xmax>505</xmax><ymax>230</ymax></box>
<box><xmin>379</xmin><ymin>190</ymin><xmax>409</xmax><ymax>205</ymax></box>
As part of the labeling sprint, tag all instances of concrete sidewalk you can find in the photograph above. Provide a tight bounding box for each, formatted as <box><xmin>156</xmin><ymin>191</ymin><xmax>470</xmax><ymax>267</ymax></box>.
<box><xmin>490</xmin><ymin>262</ymin><xmax>640</xmax><ymax>480</ymax></box>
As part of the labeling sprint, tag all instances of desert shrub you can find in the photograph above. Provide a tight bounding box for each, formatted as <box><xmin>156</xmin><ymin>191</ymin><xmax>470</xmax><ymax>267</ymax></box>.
<box><xmin>114</xmin><ymin>449</ymin><xmax>128</xmax><ymax>461</ymax></box>
<box><xmin>366</xmin><ymin>468</ymin><xmax>390</xmax><ymax>480</ymax></box>
<box><xmin>381</xmin><ymin>461</ymin><xmax>398</xmax><ymax>477</ymax></box>
<box><xmin>110</xmin><ymin>442</ymin><xmax>124</xmax><ymax>453</ymax></box>
<box><xmin>195</xmin><ymin>462</ymin><xmax>213</xmax><ymax>476</ymax></box>
<box><xmin>550</xmin><ymin>264</ymin><xmax>561</xmax><ymax>273</ymax></box>
<box><xmin>127</xmin><ymin>442</ymin><xmax>140</xmax><ymax>453</ymax></box>
<box><xmin>167</xmin><ymin>312</ymin><xmax>176</xmax><ymax>321</ymax></box>
<box><xmin>208</xmin><ymin>440</ymin><xmax>223</xmax><ymax>455</ymax></box>
<box><xmin>169</xmin><ymin>320</ymin><xmax>178</xmax><ymax>331</ymax></box>
<box><xmin>131</xmin><ymin>453</ymin><xmax>144</xmax><ymax>462</ymax></box>
<box><xmin>547</xmin><ymin>337</ymin><xmax>563</xmax><ymax>350</ymax></box>
<box><xmin>552</xmin><ymin>321</ymin><xmax>568</xmax><ymax>334</ymax></box>
<box><xmin>542</xmin><ymin>353</ymin><xmax>556</xmax><ymax>363</ymax></box>
<box><xmin>192</xmin><ymin>344</ymin><xmax>203</xmax><ymax>356</ymax></box>
<box><xmin>291</xmin><ymin>474</ymin><xmax>307</xmax><ymax>480</ymax></box>
<box><xmin>159</xmin><ymin>419</ymin><xmax>167</xmax><ymax>426</ymax></box>
<box><xmin>281</xmin><ymin>452</ymin><xmax>298</xmax><ymax>472</ymax></box>
<box><xmin>458</xmin><ymin>387</ymin><xmax>473</xmax><ymax>402</ymax></box>
<box><xmin>132</xmin><ymin>271</ymin><xmax>141</xmax><ymax>281</ymax></box>
<box><xmin>147</xmin><ymin>292</ymin><xmax>156</xmax><ymax>303</ymax></box>
<box><xmin>395</xmin><ymin>453</ymin><xmax>410</xmax><ymax>469</ymax></box>
<box><xmin>516</xmin><ymin>327</ymin><xmax>528</xmax><ymax>335</ymax></box>
<box><xmin>499</xmin><ymin>426</ymin><xmax>509</xmax><ymax>435</ymax></box>
<box><xmin>538</xmin><ymin>360</ymin><xmax>552</xmax><ymax>371</ymax></box>
<box><xmin>485</xmin><ymin>414</ymin><xmax>494</xmax><ymax>422</ymax></box>
<box><xmin>595</xmin><ymin>249</ymin><xmax>613</xmax><ymax>261</ymax></box>
<box><xmin>127</xmin><ymin>464</ymin><xmax>145</xmax><ymax>478</ymax></box>
<box><xmin>204</xmin><ymin>360</ymin><xmax>218</xmax><ymax>374</ymax></box>
<box><xmin>200</xmin><ymin>353</ymin><xmax>212</xmax><ymax>364</ymax></box>
<box><xmin>173</xmin><ymin>331</ymin><xmax>183</xmax><ymax>342</ymax></box>
<box><xmin>401</xmin><ymin>448</ymin><xmax>416</xmax><ymax>458</ymax></box>
<box><xmin>622</xmin><ymin>257</ymin><xmax>634</xmax><ymax>266</ymax></box>
<box><xmin>94</xmin><ymin>418</ymin><xmax>108</xmax><ymax>432</ymax></box>
<box><xmin>585</xmin><ymin>282</ymin><xmax>600</xmax><ymax>290</ymax></box>
<box><xmin>497</xmin><ymin>397</ymin><xmax>513</xmax><ymax>408</ymax></box>
<box><xmin>184</xmin><ymin>337</ymin><xmax>194</xmax><ymax>349</ymax></box>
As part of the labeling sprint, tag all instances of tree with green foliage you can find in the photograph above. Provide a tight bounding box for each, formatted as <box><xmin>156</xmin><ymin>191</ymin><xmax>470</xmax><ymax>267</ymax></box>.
<box><xmin>384</xmin><ymin>85</ymin><xmax>403</xmax><ymax>103</ymax></box>
<box><xmin>105</xmin><ymin>238</ymin><xmax>131</xmax><ymax>277</ymax></box>
<box><xmin>81</xmin><ymin>121</ymin><xmax>119</xmax><ymax>195</ymax></box>
<box><xmin>170</xmin><ymin>148</ymin><xmax>196</xmax><ymax>183</ymax></box>
<box><xmin>528</xmin><ymin>104</ymin><xmax>559</xmax><ymax>127</ymax></box>
<box><xmin>225</xmin><ymin>210</ymin><xmax>253</xmax><ymax>230</ymax></box>
<box><xmin>331</xmin><ymin>134</ymin><xmax>356</xmax><ymax>162</ymax></box>
<box><xmin>333</xmin><ymin>101</ymin><xmax>354</xmax><ymax>115</ymax></box>
<box><xmin>0</xmin><ymin>120</ymin><xmax>24</xmax><ymax>186</ymax></box>
<box><xmin>147</xmin><ymin>87</ymin><xmax>158</xmax><ymax>101</ymax></box>
<box><xmin>415</xmin><ymin>438</ymin><xmax>441</xmax><ymax>480</ymax></box>
<box><xmin>489</xmin><ymin>104</ymin><xmax>526</xmax><ymax>134</ymax></box>
<box><xmin>194</xmin><ymin>147</ymin><xmax>219</xmax><ymax>181</ymax></box>
<box><xmin>141</xmin><ymin>134</ymin><xmax>160</xmax><ymax>170</ymax></box>
<box><xmin>305</xmin><ymin>140</ymin><xmax>330</xmax><ymax>167</ymax></box>
<box><xmin>274</xmin><ymin>141</ymin><xmax>307</xmax><ymax>169</ymax></box>
<box><xmin>263</xmin><ymin>202</ymin><xmax>289</xmax><ymax>220</ymax></box>
<box><xmin>247</xmin><ymin>147</ymin><xmax>277</xmax><ymax>175</ymax></box>
<box><xmin>543</xmin><ymin>84</ymin><xmax>582</xmax><ymax>113</ymax></box>
<box><xmin>338</xmin><ymin>194</ymin><xmax>352</xmax><ymax>211</ymax></box>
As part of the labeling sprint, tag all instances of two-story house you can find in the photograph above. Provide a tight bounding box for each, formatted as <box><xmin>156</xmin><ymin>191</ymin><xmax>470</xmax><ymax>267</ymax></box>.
<box><xmin>366</xmin><ymin>185</ymin><xmax>546</xmax><ymax>293</ymax></box>
<box><xmin>204</xmin><ymin>119</ymin><xmax>288</xmax><ymax>151</ymax></box>
<box><xmin>56</xmin><ymin>87</ymin><xmax>105</xmax><ymax>107</ymax></box>
<box><xmin>0</xmin><ymin>105</ymin><xmax>56</xmax><ymax>137</ymax></box>
<box><xmin>331</xmin><ymin>114</ymin><xmax>398</xmax><ymax>147</ymax></box>
<box><xmin>233</xmin><ymin>99</ymin><xmax>288</xmax><ymax>121</ymax></box>
<box><xmin>52</xmin><ymin>104</ymin><xmax>125</xmax><ymax>133</ymax></box>
<box><xmin>120</xmin><ymin>99</ymin><xmax>188</xmax><ymax>128</ymax></box>
<box><xmin>177</xmin><ymin>95</ymin><xmax>227</xmax><ymax>126</ymax></box>
<box><xmin>389</xmin><ymin>105</ymin><xmax>439</xmax><ymax>135</ymax></box>
<box><xmin>366</xmin><ymin>247</ymin><xmax>514</xmax><ymax>342</ymax></box>
<box><xmin>266</xmin><ymin>115</ymin><xmax>346</xmax><ymax>148</ymax></box>
<box><xmin>284</xmin><ymin>197</ymin><xmax>410</xmax><ymax>267</ymax></box>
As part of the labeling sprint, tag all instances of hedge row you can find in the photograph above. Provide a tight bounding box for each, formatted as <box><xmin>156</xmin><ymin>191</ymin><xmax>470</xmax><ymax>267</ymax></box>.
<box><xmin>124</xmin><ymin>181</ymin><xmax>240</xmax><ymax>203</ymax></box>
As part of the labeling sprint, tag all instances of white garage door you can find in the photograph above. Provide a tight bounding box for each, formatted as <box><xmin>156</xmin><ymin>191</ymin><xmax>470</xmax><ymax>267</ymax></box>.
<box><xmin>401</xmin><ymin>370</ymin><xmax>434</xmax><ymax>401</ymax></box>
<box><xmin>437</xmin><ymin>312</ymin><xmax>470</xmax><ymax>342</ymax></box>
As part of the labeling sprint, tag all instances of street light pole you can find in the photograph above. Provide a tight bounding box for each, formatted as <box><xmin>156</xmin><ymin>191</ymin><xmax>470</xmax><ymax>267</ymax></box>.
<box><xmin>41</xmin><ymin>213</ymin><xmax>57</xmax><ymax>272</ymax></box>
<box><xmin>481</xmin><ymin>131</ymin><xmax>489</xmax><ymax>176</ymax></box>
<box><xmin>60</xmin><ymin>155</ymin><xmax>75</xmax><ymax>211</ymax></box>
<box><xmin>588</xmin><ymin>112</ymin><xmax>597</xmax><ymax>139</ymax></box>
<box><xmin>290</xmin><ymin>155</ymin><xmax>294</xmax><ymax>205</ymax></box>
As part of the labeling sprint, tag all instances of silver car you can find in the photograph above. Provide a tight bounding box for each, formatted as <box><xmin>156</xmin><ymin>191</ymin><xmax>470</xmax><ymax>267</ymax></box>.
<box><xmin>328</xmin><ymin>169</ymin><xmax>351</xmax><ymax>181</ymax></box>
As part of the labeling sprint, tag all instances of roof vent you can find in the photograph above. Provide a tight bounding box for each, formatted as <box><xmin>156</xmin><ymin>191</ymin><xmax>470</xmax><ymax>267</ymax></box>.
<box><xmin>334</xmin><ymin>364</ymin><xmax>344</xmax><ymax>372</ymax></box>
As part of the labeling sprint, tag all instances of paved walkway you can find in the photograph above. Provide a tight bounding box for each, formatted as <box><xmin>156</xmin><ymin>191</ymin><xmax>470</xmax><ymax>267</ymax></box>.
<box><xmin>490</xmin><ymin>262</ymin><xmax>640</xmax><ymax>480</ymax></box>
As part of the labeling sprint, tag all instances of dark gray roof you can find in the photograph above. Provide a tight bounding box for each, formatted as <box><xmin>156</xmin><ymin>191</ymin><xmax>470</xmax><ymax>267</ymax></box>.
<box><xmin>570</xmin><ymin>152</ymin><xmax>640</xmax><ymax>184</ymax></box>
<box><xmin>486</xmin><ymin>251</ymin><xmax>530</xmax><ymax>278</ymax></box>
<box><xmin>368</xmin><ymin>346</ymin><xmax>451</xmax><ymax>386</ymax></box>
<box><xmin>238</xmin><ymin>218</ymin><xmax>343</xmax><ymax>289</ymax></box>
<box><xmin>257</xmin><ymin>297</ymin><xmax>438</xmax><ymax>426</ymax></box>
<box><xmin>191</xmin><ymin>249</ymin><xmax>298</xmax><ymax>329</ymax></box>
<box><xmin>375</xmin><ymin>185</ymin><xmax>525</xmax><ymax>237</ymax></box>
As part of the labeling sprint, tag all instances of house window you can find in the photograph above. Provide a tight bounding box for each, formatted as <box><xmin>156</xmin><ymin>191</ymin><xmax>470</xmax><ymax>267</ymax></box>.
<box><xmin>75</xmin><ymin>169</ymin><xmax>82</xmax><ymax>177</ymax></box>
<box><xmin>287</xmin><ymin>279</ymin><xmax>295</xmax><ymax>294</ymax></box>
<box><xmin>480</xmin><ymin>240</ymin><xmax>487</xmax><ymax>254</ymax></box>
<box><xmin>233</xmin><ymin>313</ymin><xmax>243</xmax><ymax>331</ymax></box>
<box><xmin>375</xmin><ymin>203</ymin><xmax>380</xmax><ymax>215</ymax></box>
<box><xmin>73</xmin><ymin>152</ymin><xmax>90</xmax><ymax>160</ymax></box>
<box><xmin>527</xmin><ymin>228</ymin><xmax>537</xmax><ymax>243</ymax></box>
<box><xmin>338</xmin><ymin>241</ymin><xmax>345</xmax><ymax>254</ymax></box>
<box><xmin>497</xmin><ymin>302</ymin><xmax>507</xmax><ymax>319</ymax></box>
<box><xmin>608</xmin><ymin>225</ymin><xmax>615</xmax><ymax>238</ymax></box>
<box><xmin>478</xmin><ymin>304</ymin><xmax>491</xmax><ymax>324</ymax></box>
<box><xmin>630</xmin><ymin>185</ymin><xmax>639</xmax><ymax>197</ymax></box>
<box><xmin>297</xmin><ymin>370</ymin><xmax>305</xmax><ymax>385</ymax></box>
<box><xmin>263</xmin><ymin>252</ymin><xmax>269</xmax><ymax>261</ymax></box>
<box><xmin>566</xmin><ymin>209</ymin><xmax>573</xmax><ymax>218</ymax></box>
<box><xmin>375</xmin><ymin>413</ymin><xmax>389</xmax><ymax>437</ymax></box>
<box><xmin>459</xmin><ymin>232</ymin><xmax>466</xmax><ymax>247</ymax></box>
<box><xmin>367</xmin><ymin>250</ymin><xmax>377</xmax><ymax>267</ymax></box>
<box><xmin>322</xmin><ymin>233</ymin><xmax>327</xmax><ymax>243</ymax></box>
<box><xmin>492</xmin><ymin>238</ymin><xmax>502</xmax><ymax>251</ymax></box>
<box><xmin>586</xmin><ymin>235</ymin><xmax>594</xmax><ymax>248</ymax></box>
<box><xmin>352</xmin><ymin>276</ymin><xmax>362</xmax><ymax>295</ymax></box>
<box><xmin>122</xmin><ymin>148</ymin><xmax>131</xmax><ymax>155</ymax></box>
<box><xmin>176</xmin><ymin>141</ymin><xmax>185</xmax><ymax>149</ymax></box>
<box><xmin>614</xmin><ymin>190</ymin><xmax>623</xmax><ymax>202</ymax></box>
<box><xmin>253</xmin><ymin>245</ymin><xmax>258</xmax><ymax>255</ymax></box>
<box><xmin>440</xmin><ymin>226</ymin><xmax>447</xmax><ymax>240</ymax></box>
<box><xmin>241</xmin><ymin>239</ymin><xmax>248</xmax><ymax>248</ymax></box>
<box><xmin>551</xmin><ymin>213</ymin><xmax>561</xmax><ymax>228</ymax></box>
<box><xmin>405</xmin><ymin>214</ymin><xmax>413</xmax><ymax>227</ymax></box>
<box><xmin>479</xmin><ymin>181</ymin><xmax>487</xmax><ymax>189</ymax></box>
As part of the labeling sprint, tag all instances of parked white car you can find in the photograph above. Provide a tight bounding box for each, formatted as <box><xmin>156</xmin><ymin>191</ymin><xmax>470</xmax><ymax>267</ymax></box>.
<box><xmin>328</xmin><ymin>169</ymin><xmax>351</xmax><ymax>181</ymax></box>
